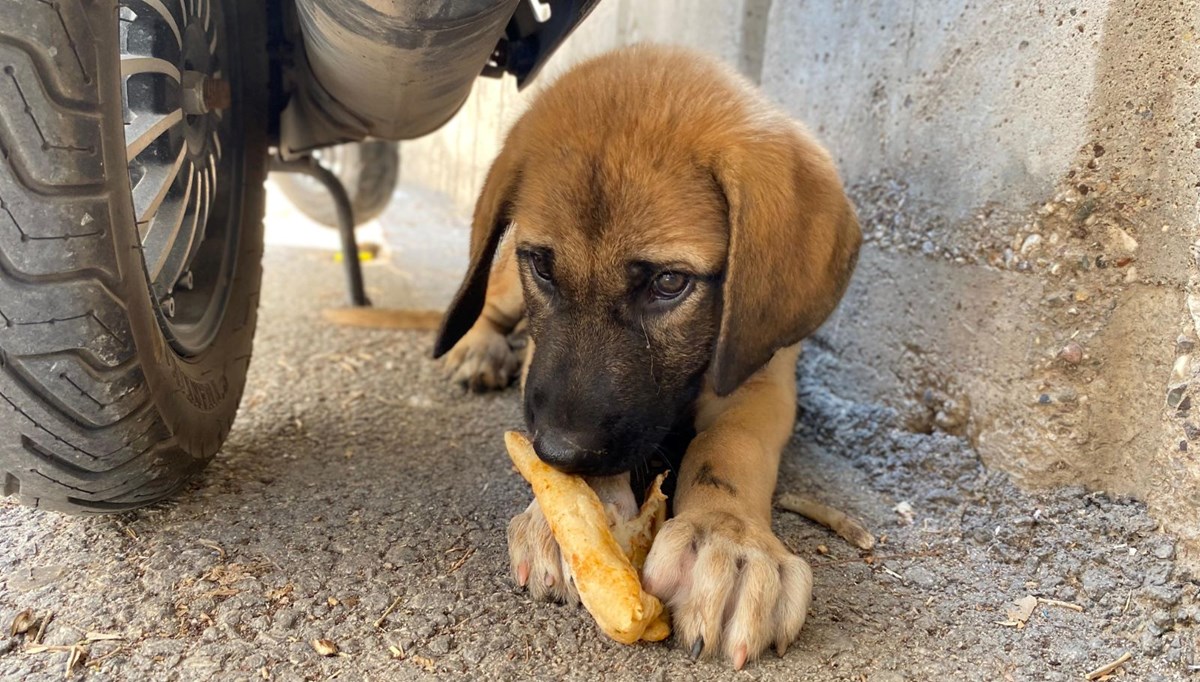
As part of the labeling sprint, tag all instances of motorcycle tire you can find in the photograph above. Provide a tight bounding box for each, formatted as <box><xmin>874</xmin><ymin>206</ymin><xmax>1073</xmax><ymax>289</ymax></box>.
<box><xmin>273</xmin><ymin>140</ymin><xmax>399</xmax><ymax>227</ymax></box>
<box><xmin>0</xmin><ymin>0</ymin><xmax>268</xmax><ymax>513</ymax></box>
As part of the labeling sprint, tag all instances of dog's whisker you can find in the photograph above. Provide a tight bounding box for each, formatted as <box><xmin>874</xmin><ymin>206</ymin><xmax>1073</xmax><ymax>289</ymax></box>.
<box><xmin>652</xmin><ymin>443</ymin><xmax>677</xmax><ymax>477</ymax></box>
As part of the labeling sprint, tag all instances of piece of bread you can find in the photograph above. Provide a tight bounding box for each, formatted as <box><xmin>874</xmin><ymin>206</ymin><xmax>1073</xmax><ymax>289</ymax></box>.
<box><xmin>505</xmin><ymin>431</ymin><xmax>670</xmax><ymax>644</ymax></box>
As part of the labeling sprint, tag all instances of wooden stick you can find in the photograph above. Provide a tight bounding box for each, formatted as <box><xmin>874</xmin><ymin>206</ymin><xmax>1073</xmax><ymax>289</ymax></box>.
<box><xmin>1084</xmin><ymin>651</ymin><xmax>1131</xmax><ymax>680</ymax></box>
<box><xmin>776</xmin><ymin>493</ymin><xmax>876</xmax><ymax>550</ymax></box>
<box><xmin>86</xmin><ymin>645</ymin><xmax>127</xmax><ymax>668</ymax></box>
<box><xmin>84</xmin><ymin>632</ymin><xmax>125</xmax><ymax>641</ymax></box>
<box><xmin>25</xmin><ymin>645</ymin><xmax>76</xmax><ymax>654</ymax></box>
<box><xmin>32</xmin><ymin>613</ymin><xmax>51</xmax><ymax>644</ymax></box>
<box><xmin>812</xmin><ymin>549</ymin><xmax>942</xmax><ymax>568</ymax></box>
<box><xmin>65</xmin><ymin>645</ymin><xmax>85</xmax><ymax>679</ymax></box>
<box><xmin>1037</xmin><ymin>597</ymin><xmax>1084</xmax><ymax>612</ymax></box>
<box><xmin>374</xmin><ymin>595</ymin><xmax>404</xmax><ymax>629</ymax></box>
<box><xmin>322</xmin><ymin>308</ymin><xmax>444</xmax><ymax>331</ymax></box>
<box><xmin>448</xmin><ymin>547</ymin><xmax>476</xmax><ymax>574</ymax></box>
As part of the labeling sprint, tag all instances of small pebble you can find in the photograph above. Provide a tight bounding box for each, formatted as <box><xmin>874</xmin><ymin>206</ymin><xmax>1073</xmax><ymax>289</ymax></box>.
<box><xmin>1152</xmin><ymin>540</ymin><xmax>1176</xmax><ymax>560</ymax></box>
<box><xmin>428</xmin><ymin>635</ymin><xmax>452</xmax><ymax>655</ymax></box>
<box><xmin>1081</xmin><ymin>568</ymin><xmax>1115</xmax><ymax>600</ymax></box>
<box><xmin>1058</xmin><ymin>342</ymin><xmax>1084</xmax><ymax>365</ymax></box>
<box><xmin>1020</xmin><ymin>234</ymin><xmax>1042</xmax><ymax>254</ymax></box>
<box><xmin>903</xmin><ymin>566</ymin><xmax>939</xmax><ymax>590</ymax></box>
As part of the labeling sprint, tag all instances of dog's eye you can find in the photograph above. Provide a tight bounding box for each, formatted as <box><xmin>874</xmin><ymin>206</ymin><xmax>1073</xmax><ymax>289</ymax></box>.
<box><xmin>650</xmin><ymin>272</ymin><xmax>691</xmax><ymax>300</ymax></box>
<box><xmin>529</xmin><ymin>251</ymin><xmax>553</xmax><ymax>282</ymax></box>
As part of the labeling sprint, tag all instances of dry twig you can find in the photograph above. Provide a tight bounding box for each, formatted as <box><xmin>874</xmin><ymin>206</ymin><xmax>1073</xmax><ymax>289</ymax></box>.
<box><xmin>85</xmin><ymin>645</ymin><xmax>127</xmax><ymax>668</ymax></box>
<box><xmin>776</xmin><ymin>493</ymin><xmax>875</xmax><ymax>550</ymax></box>
<box><xmin>448</xmin><ymin>547</ymin><xmax>476</xmax><ymax>574</ymax></box>
<box><xmin>64</xmin><ymin>645</ymin><xmax>86</xmax><ymax>679</ymax></box>
<box><xmin>197</xmin><ymin>539</ymin><xmax>226</xmax><ymax>560</ymax></box>
<box><xmin>84</xmin><ymin>632</ymin><xmax>125</xmax><ymax>642</ymax></box>
<box><xmin>33</xmin><ymin>612</ymin><xmax>52</xmax><ymax>644</ymax></box>
<box><xmin>25</xmin><ymin>645</ymin><xmax>76</xmax><ymax>654</ymax></box>
<box><xmin>374</xmin><ymin>595</ymin><xmax>403</xmax><ymax>629</ymax></box>
<box><xmin>812</xmin><ymin>548</ymin><xmax>943</xmax><ymax>568</ymax></box>
<box><xmin>322</xmin><ymin>308</ymin><xmax>443</xmax><ymax>330</ymax></box>
<box><xmin>1084</xmin><ymin>651</ymin><xmax>1131</xmax><ymax>680</ymax></box>
<box><xmin>1037</xmin><ymin>597</ymin><xmax>1084</xmax><ymax>612</ymax></box>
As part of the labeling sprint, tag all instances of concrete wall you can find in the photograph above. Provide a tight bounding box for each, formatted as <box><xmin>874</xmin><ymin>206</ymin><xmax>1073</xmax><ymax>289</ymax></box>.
<box><xmin>398</xmin><ymin>1</ymin><xmax>1200</xmax><ymax>563</ymax></box>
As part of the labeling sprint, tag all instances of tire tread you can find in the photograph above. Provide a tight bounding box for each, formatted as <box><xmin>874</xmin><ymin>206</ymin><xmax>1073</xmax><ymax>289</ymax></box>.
<box><xmin>0</xmin><ymin>0</ymin><xmax>247</xmax><ymax>513</ymax></box>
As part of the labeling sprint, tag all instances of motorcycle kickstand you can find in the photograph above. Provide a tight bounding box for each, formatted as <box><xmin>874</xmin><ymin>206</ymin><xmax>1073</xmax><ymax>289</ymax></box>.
<box><xmin>269</xmin><ymin>155</ymin><xmax>371</xmax><ymax>307</ymax></box>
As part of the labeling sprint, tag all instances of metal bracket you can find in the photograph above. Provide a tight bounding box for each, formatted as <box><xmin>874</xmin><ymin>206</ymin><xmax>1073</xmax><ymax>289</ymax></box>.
<box><xmin>269</xmin><ymin>155</ymin><xmax>371</xmax><ymax>307</ymax></box>
<box><xmin>481</xmin><ymin>0</ymin><xmax>603</xmax><ymax>88</ymax></box>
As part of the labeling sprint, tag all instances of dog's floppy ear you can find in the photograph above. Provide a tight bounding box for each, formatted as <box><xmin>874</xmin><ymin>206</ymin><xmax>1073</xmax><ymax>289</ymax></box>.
<box><xmin>708</xmin><ymin>125</ymin><xmax>862</xmax><ymax>396</ymax></box>
<box><xmin>432</xmin><ymin>127</ymin><xmax>525</xmax><ymax>358</ymax></box>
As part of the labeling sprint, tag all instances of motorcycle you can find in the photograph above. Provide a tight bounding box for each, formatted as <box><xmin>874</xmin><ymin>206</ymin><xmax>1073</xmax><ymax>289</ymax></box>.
<box><xmin>0</xmin><ymin>0</ymin><xmax>600</xmax><ymax>512</ymax></box>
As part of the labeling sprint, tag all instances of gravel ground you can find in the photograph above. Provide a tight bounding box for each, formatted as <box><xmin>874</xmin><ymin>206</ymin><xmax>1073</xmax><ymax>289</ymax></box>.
<box><xmin>0</xmin><ymin>186</ymin><xmax>1196</xmax><ymax>681</ymax></box>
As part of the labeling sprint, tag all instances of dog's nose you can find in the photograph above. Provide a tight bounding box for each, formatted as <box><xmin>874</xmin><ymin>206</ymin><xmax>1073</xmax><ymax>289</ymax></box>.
<box><xmin>532</xmin><ymin>430</ymin><xmax>608</xmax><ymax>475</ymax></box>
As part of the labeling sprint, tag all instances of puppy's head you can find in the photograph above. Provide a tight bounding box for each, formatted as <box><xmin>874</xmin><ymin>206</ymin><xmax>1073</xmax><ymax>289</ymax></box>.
<box><xmin>434</xmin><ymin>47</ymin><xmax>861</xmax><ymax>476</ymax></box>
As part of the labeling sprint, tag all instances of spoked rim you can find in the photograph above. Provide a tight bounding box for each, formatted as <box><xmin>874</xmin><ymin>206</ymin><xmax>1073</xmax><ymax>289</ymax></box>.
<box><xmin>118</xmin><ymin>0</ymin><xmax>243</xmax><ymax>356</ymax></box>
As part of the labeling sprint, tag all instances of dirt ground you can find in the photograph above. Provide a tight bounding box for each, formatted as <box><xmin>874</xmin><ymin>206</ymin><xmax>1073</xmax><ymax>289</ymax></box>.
<box><xmin>0</xmin><ymin>185</ymin><xmax>1196</xmax><ymax>681</ymax></box>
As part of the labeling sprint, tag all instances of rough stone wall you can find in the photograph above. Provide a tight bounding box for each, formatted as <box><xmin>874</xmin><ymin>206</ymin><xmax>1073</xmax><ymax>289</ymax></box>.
<box><xmin>800</xmin><ymin>0</ymin><xmax>1200</xmax><ymax>565</ymax></box>
<box><xmin>397</xmin><ymin>1</ymin><xmax>1200</xmax><ymax>563</ymax></box>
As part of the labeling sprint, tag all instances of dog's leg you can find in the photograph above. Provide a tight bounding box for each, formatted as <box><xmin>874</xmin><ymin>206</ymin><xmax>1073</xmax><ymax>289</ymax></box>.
<box><xmin>442</xmin><ymin>239</ymin><xmax>525</xmax><ymax>391</ymax></box>
<box><xmin>643</xmin><ymin>343</ymin><xmax>811</xmax><ymax>669</ymax></box>
<box><xmin>507</xmin><ymin>472</ymin><xmax>636</xmax><ymax>604</ymax></box>
<box><xmin>507</xmin><ymin>497</ymin><xmax>577</xmax><ymax>603</ymax></box>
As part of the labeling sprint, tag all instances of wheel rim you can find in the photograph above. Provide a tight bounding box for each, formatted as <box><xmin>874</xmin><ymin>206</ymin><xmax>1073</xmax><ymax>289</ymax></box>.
<box><xmin>118</xmin><ymin>0</ymin><xmax>243</xmax><ymax>356</ymax></box>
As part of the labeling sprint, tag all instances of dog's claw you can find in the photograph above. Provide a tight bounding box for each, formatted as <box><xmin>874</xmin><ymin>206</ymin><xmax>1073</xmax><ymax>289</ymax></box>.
<box><xmin>690</xmin><ymin>638</ymin><xmax>704</xmax><ymax>660</ymax></box>
<box><xmin>544</xmin><ymin>573</ymin><xmax>556</xmax><ymax>587</ymax></box>
<box><xmin>732</xmin><ymin>643</ymin><xmax>748</xmax><ymax>670</ymax></box>
<box><xmin>515</xmin><ymin>561</ymin><xmax>529</xmax><ymax>587</ymax></box>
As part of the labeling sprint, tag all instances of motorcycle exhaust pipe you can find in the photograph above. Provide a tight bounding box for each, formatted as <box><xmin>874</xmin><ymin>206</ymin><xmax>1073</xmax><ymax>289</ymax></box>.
<box><xmin>281</xmin><ymin>0</ymin><xmax>519</xmax><ymax>156</ymax></box>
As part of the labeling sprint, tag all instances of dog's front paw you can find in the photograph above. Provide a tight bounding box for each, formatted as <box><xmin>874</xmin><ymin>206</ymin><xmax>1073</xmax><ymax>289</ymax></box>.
<box><xmin>507</xmin><ymin>500</ymin><xmax>578</xmax><ymax>603</ymax></box>
<box><xmin>442</xmin><ymin>321</ymin><xmax>521</xmax><ymax>392</ymax></box>
<box><xmin>643</xmin><ymin>510</ymin><xmax>812</xmax><ymax>669</ymax></box>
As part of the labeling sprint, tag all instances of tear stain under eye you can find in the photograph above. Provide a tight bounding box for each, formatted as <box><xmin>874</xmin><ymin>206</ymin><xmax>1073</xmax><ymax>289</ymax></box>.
<box><xmin>639</xmin><ymin>315</ymin><xmax>652</xmax><ymax>351</ymax></box>
<box><xmin>639</xmin><ymin>313</ymin><xmax>658</xmax><ymax>386</ymax></box>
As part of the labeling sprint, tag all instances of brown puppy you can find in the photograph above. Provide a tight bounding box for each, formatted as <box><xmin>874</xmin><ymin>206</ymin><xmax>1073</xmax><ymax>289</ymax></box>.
<box><xmin>434</xmin><ymin>44</ymin><xmax>861</xmax><ymax>668</ymax></box>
